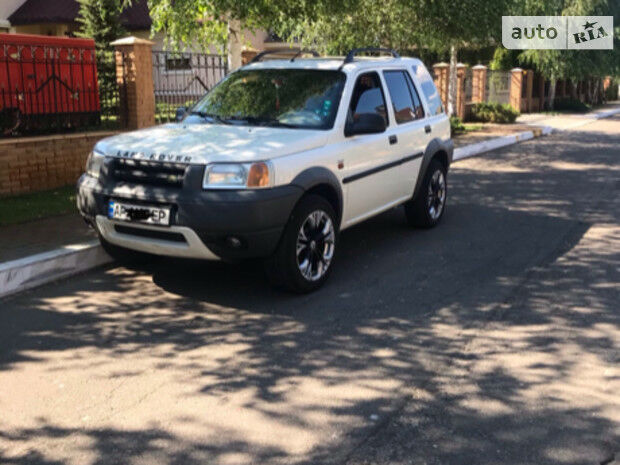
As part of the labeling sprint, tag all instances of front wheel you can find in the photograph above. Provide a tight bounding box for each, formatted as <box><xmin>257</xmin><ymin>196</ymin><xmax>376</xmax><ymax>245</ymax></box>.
<box><xmin>404</xmin><ymin>159</ymin><xmax>447</xmax><ymax>228</ymax></box>
<box><xmin>265</xmin><ymin>194</ymin><xmax>338</xmax><ymax>293</ymax></box>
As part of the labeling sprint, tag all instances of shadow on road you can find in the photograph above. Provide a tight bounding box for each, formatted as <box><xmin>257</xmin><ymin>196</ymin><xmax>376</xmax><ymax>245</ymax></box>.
<box><xmin>0</xmin><ymin>126</ymin><xmax>618</xmax><ymax>465</ymax></box>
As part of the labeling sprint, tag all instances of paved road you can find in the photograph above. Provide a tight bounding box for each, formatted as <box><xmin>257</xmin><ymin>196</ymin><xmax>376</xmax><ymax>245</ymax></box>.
<box><xmin>1</xmin><ymin>117</ymin><xmax>618</xmax><ymax>465</ymax></box>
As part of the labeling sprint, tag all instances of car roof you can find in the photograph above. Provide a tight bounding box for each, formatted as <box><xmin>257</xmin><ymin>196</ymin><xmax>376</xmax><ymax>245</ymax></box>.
<box><xmin>241</xmin><ymin>56</ymin><xmax>425</xmax><ymax>74</ymax></box>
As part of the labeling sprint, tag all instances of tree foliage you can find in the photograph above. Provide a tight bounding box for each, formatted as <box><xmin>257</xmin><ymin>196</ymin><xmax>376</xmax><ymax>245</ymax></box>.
<box><xmin>516</xmin><ymin>0</ymin><xmax>619</xmax><ymax>81</ymax></box>
<box><xmin>76</xmin><ymin>0</ymin><xmax>127</xmax><ymax>50</ymax></box>
<box><xmin>147</xmin><ymin>0</ymin><xmax>353</xmax><ymax>52</ymax></box>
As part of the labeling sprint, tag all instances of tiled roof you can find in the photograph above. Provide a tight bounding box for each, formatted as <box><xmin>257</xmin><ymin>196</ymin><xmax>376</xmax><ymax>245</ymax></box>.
<box><xmin>8</xmin><ymin>0</ymin><xmax>152</xmax><ymax>30</ymax></box>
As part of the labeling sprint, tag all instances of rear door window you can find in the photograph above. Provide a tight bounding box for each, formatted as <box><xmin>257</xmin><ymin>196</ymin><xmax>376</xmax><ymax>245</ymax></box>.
<box><xmin>411</xmin><ymin>63</ymin><xmax>444</xmax><ymax>116</ymax></box>
<box><xmin>383</xmin><ymin>70</ymin><xmax>423</xmax><ymax>124</ymax></box>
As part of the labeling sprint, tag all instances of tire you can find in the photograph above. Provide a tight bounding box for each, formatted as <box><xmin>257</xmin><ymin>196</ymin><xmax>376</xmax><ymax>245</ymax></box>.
<box><xmin>99</xmin><ymin>235</ymin><xmax>156</xmax><ymax>267</ymax></box>
<box><xmin>405</xmin><ymin>158</ymin><xmax>447</xmax><ymax>228</ymax></box>
<box><xmin>264</xmin><ymin>194</ymin><xmax>338</xmax><ymax>293</ymax></box>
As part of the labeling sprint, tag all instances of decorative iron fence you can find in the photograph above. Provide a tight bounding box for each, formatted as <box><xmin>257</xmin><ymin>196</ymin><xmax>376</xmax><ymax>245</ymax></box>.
<box><xmin>96</xmin><ymin>50</ymin><xmax>127</xmax><ymax>131</ymax></box>
<box><xmin>0</xmin><ymin>36</ymin><xmax>125</xmax><ymax>137</ymax></box>
<box><xmin>486</xmin><ymin>70</ymin><xmax>511</xmax><ymax>105</ymax></box>
<box><xmin>152</xmin><ymin>51</ymin><xmax>227</xmax><ymax>123</ymax></box>
<box><xmin>464</xmin><ymin>68</ymin><xmax>473</xmax><ymax>103</ymax></box>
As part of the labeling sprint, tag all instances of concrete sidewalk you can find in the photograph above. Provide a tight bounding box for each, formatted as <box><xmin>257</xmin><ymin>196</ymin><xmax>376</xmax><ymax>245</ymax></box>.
<box><xmin>0</xmin><ymin>213</ymin><xmax>95</xmax><ymax>263</ymax></box>
<box><xmin>1</xmin><ymin>102</ymin><xmax>618</xmax><ymax>298</ymax></box>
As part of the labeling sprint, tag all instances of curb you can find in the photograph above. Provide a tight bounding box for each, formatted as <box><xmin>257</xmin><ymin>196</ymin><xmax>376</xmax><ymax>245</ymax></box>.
<box><xmin>0</xmin><ymin>240</ymin><xmax>112</xmax><ymax>299</ymax></box>
<box><xmin>1</xmin><ymin>106</ymin><xmax>617</xmax><ymax>299</ymax></box>
<box><xmin>454</xmin><ymin>105</ymin><xmax>619</xmax><ymax>162</ymax></box>
<box><xmin>454</xmin><ymin>126</ymin><xmax>552</xmax><ymax>161</ymax></box>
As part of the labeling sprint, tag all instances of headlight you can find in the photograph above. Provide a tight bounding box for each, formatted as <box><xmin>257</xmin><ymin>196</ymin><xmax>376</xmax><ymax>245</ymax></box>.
<box><xmin>85</xmin><ymin>150</ymin><xmax>105</xmax><ymax>178</ymax></box>
<box><xmin>203</xmin><ymin>162</ymin><xmax>274</xmax><ymax>189</ymax></box>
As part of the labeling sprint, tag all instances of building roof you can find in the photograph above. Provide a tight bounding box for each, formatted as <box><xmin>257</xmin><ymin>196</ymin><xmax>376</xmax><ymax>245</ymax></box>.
<box><xmin>8</xmin><ymin>0</ymin><xmax>152</xmax><ymax>30</ymax></box>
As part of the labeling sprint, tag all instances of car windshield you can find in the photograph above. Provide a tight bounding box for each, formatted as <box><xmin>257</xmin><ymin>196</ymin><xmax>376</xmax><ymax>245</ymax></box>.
<box><xmin>189</xmin><ymin>69</ymin><xmax>346</xmax><ymax>130</ymax></box>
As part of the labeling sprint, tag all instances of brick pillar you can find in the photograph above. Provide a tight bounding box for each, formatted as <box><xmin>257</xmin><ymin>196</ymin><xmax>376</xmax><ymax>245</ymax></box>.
<box><xmin>471</xmin><ymin>64</ymin><xmax>487</xmax><ymax>103</ymax></box>
<box><xmin>456</xmin><ymin>63</ymin><xmax>468</xmax><ymax>119</ymax></box>
<box><xmin>524</xmin><ymin>70</ymin><xmax>533</xmax><ymax>112</ymax></box>
<box><xmin>433</xmin><ymin>63</ymin><xmax>449</xmax><ymax>111</ymax></box>
<box><xmin>241</xmin><ymin>49</ymin><xmax>258</xmax><ymax>65</ymax></box>
<box><xmin>510</xmin><ymin>68</ymin><xmax>524</xmax><ymax>112</ymax></box>
<box><xmin>111</xmin><ymin>37</ymin><xmax>155</xmax><ymax>130</ymax></box>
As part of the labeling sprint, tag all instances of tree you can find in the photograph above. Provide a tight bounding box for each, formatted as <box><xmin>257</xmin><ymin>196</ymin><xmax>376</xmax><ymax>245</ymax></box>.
<box><xmin>147</xmin><ymin>0</ymin><xmax>351</xmax><ymax>70</ymax></box>
<box><xmin>515</xmin><ymin>0</ymin><xmax>619</xmax><ymax>108</ymax></box>
<box><xmin>76</xmin><ymin>0</ymin><xmax>126</xmax><ymax>50</ymax></box>
<box><xmin>275</xmin><ymin>0</ymin><xmax>509</xmax><ymax>116</ymax></box>
<box><xmin>404</xmin><ymin>0</ymin><xmax>510</xmax><ymax>115</ymax></box>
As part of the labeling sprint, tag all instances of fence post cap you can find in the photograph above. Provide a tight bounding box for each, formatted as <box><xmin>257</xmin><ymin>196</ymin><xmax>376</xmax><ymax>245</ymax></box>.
<box><xmin>111</xmin><ymin>36</ymin><xmax>155</xmax><ymax>47</ymax></box>
<box><xmin>472</xmin><ymin>64</ymin><xmax>487</xmax><ymax>69</ymax></box>
<box><xmin>433</xmin><ymin>62</ymin><xmax>449</xmax><ymax>68</ymax></box>
<box><xmin>456</xmin><ymin>62</ymin><xmax>467</xmax><ymax>68</ymax></box>
<box><xmin>511</xmin><ymin>67</ymin><xmax>524</xmax><ymax>72</ymax></box>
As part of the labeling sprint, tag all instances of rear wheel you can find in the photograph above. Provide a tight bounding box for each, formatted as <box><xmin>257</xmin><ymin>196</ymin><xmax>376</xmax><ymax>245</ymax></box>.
<box><xmin>405</xmin><ymin>158</ymin><xmax>447</xmax><ymax>228</ymax></box>
<box><xmin>265</xmin><ymin>194</ymin><xmax>338</xmax><ymax>293</ymax></box>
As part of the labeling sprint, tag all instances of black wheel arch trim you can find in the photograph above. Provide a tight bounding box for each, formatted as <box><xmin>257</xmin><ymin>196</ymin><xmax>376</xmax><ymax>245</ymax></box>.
<box><xmin>290</xmin><ymin>167</ymin><xmax>344</xmax><ymax>222</ymax></box>
<box><xmin>412</xmin><ymin>137</ymin><xmax>454</xmax><ymax>199</ymax></box>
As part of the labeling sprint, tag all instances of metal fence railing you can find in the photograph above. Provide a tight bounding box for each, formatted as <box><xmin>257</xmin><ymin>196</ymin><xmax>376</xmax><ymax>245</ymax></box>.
<box><xmin>486</xmin><ymin>70</ymin><xmax>511</xmax><ymax>105</ymax></box>
<box><xmin>0</xmin><ymin>38</ymin><xmax>125</xmax><ymax>137</ymax></box>
<box><xmin>95</xmin><ymin>50</ymin><xmax>126</xmax><ymax>131</ymax></box>
<box><xmin>464</xmin><ymin>68</ymin><xmax>473</xmax><ymax>103</ymax></box>
<box><xmin>152</xmin><ymin>51</ymin><xmax>227</xmax><ymax>123</ymax></box>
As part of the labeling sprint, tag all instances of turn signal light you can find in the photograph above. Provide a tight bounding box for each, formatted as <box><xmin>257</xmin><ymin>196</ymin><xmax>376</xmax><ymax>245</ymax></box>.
<box><xmin>247</xmin><ymin>162</ymin><xmax>271</xmax><ymax>187</ymax></box>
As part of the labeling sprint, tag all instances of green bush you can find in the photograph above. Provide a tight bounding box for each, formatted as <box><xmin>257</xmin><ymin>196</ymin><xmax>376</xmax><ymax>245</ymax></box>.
<box><xmin>552</xmin><ymin>98</ymin><xmax>590</xmax><ymax>113</ymax></box>
<box><xmin>470</xmin><ymin>102</ymin><xmax>519</xmax><ymax>123</ymax></box>
<box><xmin>450</xmin><ymin>116</ymin><xmax>466</xmax><ymax>134</ymax></box>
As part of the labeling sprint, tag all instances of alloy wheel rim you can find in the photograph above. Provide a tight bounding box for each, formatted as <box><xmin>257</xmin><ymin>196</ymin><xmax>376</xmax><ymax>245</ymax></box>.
<box><xmin>296</xmin><ymin>210</ymin><xmax>335</xmax><ymax>281</ymax></box>
<box><xmin>427</xmin><ymin>170</ymin><xmax>446</xmax><ymax>220</ymax></box>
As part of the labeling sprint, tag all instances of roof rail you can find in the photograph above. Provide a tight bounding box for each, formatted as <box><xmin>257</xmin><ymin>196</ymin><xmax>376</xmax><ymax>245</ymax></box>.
<box><xmin>339</xmin><ymin>47</ymin><xmax>400</xmax><ymax>69</ymax></box>
<box><xmin>249</xmin><ymin>48</ymin><xmax>320</xmax><ymax>64</ymax></box>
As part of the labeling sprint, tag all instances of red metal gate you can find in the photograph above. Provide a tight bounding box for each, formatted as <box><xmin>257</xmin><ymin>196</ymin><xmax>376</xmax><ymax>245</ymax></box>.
<box><xmin>0</xmin><ymin>33</ymin><xmax>101</xmax><ymax>135</ymax></box>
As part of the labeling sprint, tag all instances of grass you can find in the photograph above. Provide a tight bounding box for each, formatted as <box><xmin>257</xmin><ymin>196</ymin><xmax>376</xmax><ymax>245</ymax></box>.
<box><xmin>462</xmin><ymin>123</ymin><xmax>483</xmax><ymax>132</ymax></box>
<box><xmin>0</xmin><ymin>185</ymin><xmax>76</xmax><ymax>226</ymax></box>
<box><xmin>451</xmin><ymin>116</ymin><xmax>484</xmax><ymax>135</ymax></box>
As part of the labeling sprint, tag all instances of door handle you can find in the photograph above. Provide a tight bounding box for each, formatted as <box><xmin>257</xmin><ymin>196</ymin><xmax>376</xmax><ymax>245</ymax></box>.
<box><xmin>424</xmin><ymin>124</ymin><xmax>432</xmax><ymax>134</ymax></box>
<box><xmin>389</xmin><ymin>135</ymin><xmax>398</xmax><ymax>145</ymax></box>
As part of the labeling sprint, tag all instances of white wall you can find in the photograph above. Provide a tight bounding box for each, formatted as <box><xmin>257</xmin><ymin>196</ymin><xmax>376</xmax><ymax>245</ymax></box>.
<box><xmin>0</xmin><ymin>0</ymin><xmax>27</xmax><ymax>22</ymax></box>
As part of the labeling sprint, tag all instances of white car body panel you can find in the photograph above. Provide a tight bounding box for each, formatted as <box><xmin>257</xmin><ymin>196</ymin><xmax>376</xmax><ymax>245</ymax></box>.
<box><xmin>95</xmin><ymin>124</ymin><xmax>330</xmax><ymax>165</ymax></box>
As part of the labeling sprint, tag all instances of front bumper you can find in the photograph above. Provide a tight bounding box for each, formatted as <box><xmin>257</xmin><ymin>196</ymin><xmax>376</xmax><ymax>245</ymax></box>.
<box><xmin>77</xmin><ymin>170</ymin><xmax>304</xmax><ymax>261</ymax></box>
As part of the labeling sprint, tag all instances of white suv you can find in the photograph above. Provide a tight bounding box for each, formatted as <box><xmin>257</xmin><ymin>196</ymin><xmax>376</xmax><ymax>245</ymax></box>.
<box><xmin>77</xmin><ymin>48</ymin><xmax>453</xmax><ymax>292</ymax></box>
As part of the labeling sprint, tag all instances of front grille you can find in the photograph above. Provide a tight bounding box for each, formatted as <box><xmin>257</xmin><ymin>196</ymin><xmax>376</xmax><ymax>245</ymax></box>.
<box><xmin>114</xmin><ymin>224</ymin><xmax>187</xmax><ymax>243</ymax></box>
<box><xmin>110</xmin><ymin>158</ymin><xmax>187</xmax><ymax>188</ymax></box>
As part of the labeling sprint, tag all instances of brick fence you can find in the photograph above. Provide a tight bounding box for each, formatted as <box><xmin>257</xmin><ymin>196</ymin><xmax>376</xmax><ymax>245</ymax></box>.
<box><xmin>0</xmin><ymin>131</ymin><xmax>117</xmax><ymax>197</ymax></box>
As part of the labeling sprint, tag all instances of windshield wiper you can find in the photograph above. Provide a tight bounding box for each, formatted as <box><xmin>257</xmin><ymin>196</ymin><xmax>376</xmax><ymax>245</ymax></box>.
<box><xmin>190</xmin><ymin>111</ymin><xmax>231</xmax><ymax>124</ymax></box>
<box><xmin>224</xmin><ymin>115</ymin><xmax>299</xmax><ymax>128</ymax></box>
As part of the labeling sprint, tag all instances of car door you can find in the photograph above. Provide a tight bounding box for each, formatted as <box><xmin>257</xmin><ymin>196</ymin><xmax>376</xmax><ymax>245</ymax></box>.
<box><xmin>340</xmin><ymin>71</ymin><xmax>403</xmax><ymax>226</ymax></box>
<box><xmin>381</xmin><ymin>69</ymin><xmax>430</xmax><ymax>199</ymax></box>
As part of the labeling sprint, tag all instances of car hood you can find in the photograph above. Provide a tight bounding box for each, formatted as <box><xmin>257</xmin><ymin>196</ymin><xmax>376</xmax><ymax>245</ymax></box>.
<box><xmin>95</xmin><ymin>123</ymin><xmax>330</xmax><ymax>164</ymax></box>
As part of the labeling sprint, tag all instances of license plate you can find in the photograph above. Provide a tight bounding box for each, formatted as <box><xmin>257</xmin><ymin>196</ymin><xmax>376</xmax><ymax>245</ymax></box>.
<box><xmin>108</xmin><ymin>201</ymin><xmax>171</xmax><ymax>226</ymax></box>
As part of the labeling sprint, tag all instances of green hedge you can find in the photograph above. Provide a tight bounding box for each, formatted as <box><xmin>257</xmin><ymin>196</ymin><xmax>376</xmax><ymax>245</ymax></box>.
<box><xmin>470</xmin><ymin>102</ymin><xmax>519</xmax><ymax>123</ymax></box>
<box><xmin>552</xmin><ymin>98</ymin><xmax>590</xmax><ymax>113</ymax></box>
<box><xmin>450</xmin><ymin>116</ymin><xmax>466</xmax><ymax>134</ymax></box>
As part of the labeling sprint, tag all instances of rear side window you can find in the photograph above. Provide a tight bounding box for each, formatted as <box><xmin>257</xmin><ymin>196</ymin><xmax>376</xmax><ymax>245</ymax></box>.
<box><xmin>348</xmin><ymin>72</ymin><xmax>388</xmax><ymax>126</ymax></box>
<box><xmin>412</xmin><ymin>63</ymin><xmax>444</xmax><ymax>116</ymax></box>
<box><xmin>383</xmin><ymin>70</ymin><xmax>423</xmax><ymax>124</ymax></box>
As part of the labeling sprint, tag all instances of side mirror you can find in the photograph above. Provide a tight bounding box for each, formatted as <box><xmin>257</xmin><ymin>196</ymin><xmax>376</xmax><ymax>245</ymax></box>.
<box><xmin>175</xmin><ymin>106</ymin><xmax>187</xmax><ymax>122</ymax></box>
<box><xmin>345</xmin><ymin>113</ymin><xmax>386</xmax><ymax>137</ymax></box>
